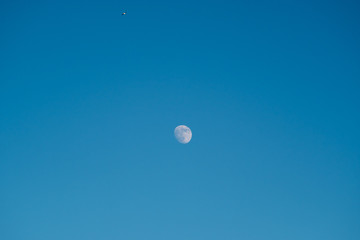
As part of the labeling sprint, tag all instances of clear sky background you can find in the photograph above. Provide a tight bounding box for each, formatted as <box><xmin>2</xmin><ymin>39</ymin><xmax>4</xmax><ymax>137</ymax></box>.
<box><xmin>1</xmin><ymin>0</ymin><xmax>359</xmax><ymax>239</ymax></box>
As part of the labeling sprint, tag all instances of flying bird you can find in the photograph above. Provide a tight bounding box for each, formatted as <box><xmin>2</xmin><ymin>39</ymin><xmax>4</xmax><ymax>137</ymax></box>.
<box><xmin>122</xmin><ymin>11</ymin><xmax>127</xmax><ymax>15</ymax></box>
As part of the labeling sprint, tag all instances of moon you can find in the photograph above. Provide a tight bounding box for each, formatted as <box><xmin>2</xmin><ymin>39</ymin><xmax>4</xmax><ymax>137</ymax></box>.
<box><xmin>174</xmin><ymin>125</ymin><xmax>192</xmax><ymax>144</ymax></box>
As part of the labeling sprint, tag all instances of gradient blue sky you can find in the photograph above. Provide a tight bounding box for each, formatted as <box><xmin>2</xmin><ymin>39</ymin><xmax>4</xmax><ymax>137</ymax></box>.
<box><xmin>1</xmin><ymin>0</ymin><xmax>359</xmax><ymax>239</ymax></box>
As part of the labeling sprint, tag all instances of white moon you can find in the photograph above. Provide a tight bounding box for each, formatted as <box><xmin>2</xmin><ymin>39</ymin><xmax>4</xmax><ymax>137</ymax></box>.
<box><xmin>174</xmin><ymin>125</ymin><xmax>192</xmax><ymax>144</ymax></box>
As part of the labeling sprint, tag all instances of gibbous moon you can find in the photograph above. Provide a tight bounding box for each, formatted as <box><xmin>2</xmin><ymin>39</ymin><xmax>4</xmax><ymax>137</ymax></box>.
<box><xmin>174</xmin><ymin>125</ymin><xmax>192</xmax><ymax>144</ymax></box>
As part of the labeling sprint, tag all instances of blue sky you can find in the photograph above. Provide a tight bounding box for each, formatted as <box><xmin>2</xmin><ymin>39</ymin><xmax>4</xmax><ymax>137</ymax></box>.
<box><xmin>1</xmin><ymin>0</ymin><xmax>359</xmax><ymax>239</ymax></box>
